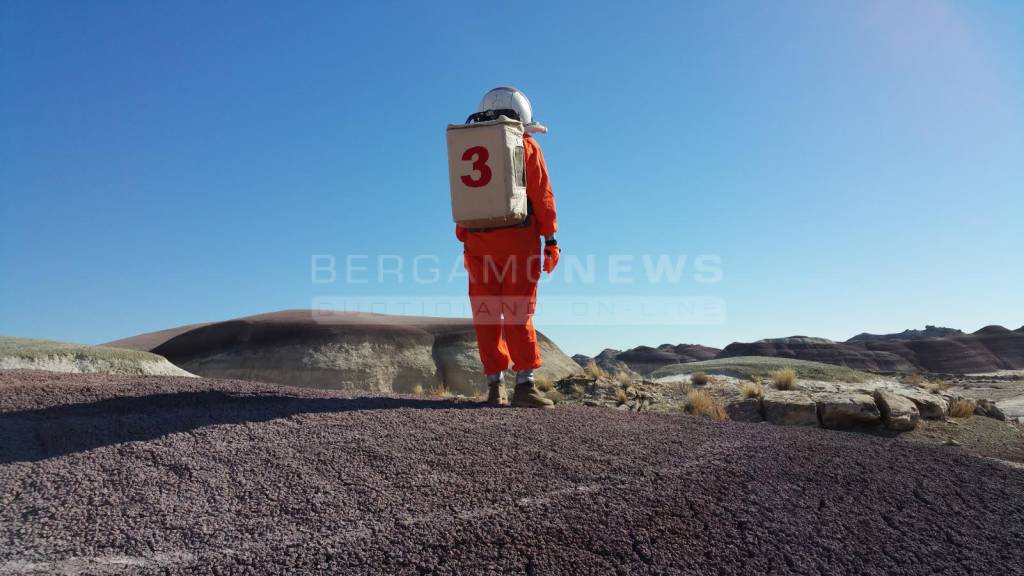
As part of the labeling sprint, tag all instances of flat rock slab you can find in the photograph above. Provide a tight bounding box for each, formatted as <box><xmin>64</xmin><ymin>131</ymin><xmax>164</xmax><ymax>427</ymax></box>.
<box><xmin>762</xmin><ymin>390</ymin><xmax>818</xmax><ymax>426</ymax></box>
<box><xmin>2</xmin><ymin>370</ymin><xmax>1024</xmax><ymax>575</ymax></box>
<box><xmin>816</xmin><ymin>393</ymin><xmax>882</xmax><ymax>429</ymax></box>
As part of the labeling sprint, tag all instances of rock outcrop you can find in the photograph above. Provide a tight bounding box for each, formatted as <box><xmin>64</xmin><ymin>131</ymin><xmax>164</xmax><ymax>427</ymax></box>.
<box><xmin>108</xmin><ymin>310</ymin><xmax>581</xmax><ymax>396</ymax></box>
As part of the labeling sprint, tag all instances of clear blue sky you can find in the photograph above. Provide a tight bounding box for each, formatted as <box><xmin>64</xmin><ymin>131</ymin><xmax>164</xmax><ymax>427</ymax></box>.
<box><xmin>2</xmin><ymin>1</ymin><xmax>1022</xmax><ymax>356</ymax></box>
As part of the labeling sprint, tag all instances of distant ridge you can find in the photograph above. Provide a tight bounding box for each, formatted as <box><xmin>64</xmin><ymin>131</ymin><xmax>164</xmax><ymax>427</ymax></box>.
<box><xmin>579</xmin><ymin>324</ymin><xmax>1024</xmax><ymax>375</ymax></box>
<box><xmin>846</xmin><ymin>325</ymin><xmax>963</xmax><ymax>343</ymax></box>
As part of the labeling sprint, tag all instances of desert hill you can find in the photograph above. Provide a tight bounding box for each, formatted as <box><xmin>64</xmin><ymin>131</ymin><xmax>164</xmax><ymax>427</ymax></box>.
<box><xmin>581</xmin><ymin>325</ymin><xmax>1024</xmax><ymax>375</ymax></box>
<box><xmin>0</xmin><ymin>336</ymin><xmax>194</xmax><ymax>377</ymax></box>
<box><xmin>573</xmin><ymin>343</ymin><xmax>721</xmax><ymax>375</ymax></box>
<box><xmin>107</xmin><ymin>309</ymin><xmax>581</xmax><ymax>395</ymax></box>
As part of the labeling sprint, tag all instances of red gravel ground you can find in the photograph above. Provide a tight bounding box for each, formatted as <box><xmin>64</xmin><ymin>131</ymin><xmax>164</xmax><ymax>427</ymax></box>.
<box><xmin>2</xmin><ymin>369</ymin><xmax>1023</xmax><ymax>575</ymax></box>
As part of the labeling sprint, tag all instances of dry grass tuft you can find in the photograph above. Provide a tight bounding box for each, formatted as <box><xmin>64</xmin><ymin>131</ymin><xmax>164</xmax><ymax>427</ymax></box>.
<box><xmin>426</xmin><ymin>384</ymin><xmax>450</xmax><ymax>397</ymax></box>
<box><xmin>677</xmin><ymin>380</ymin><xmax>693</xmax><ymax>396</ymax></box>
<box><xmin>947</xmin><ymin>397</ymin><xmax>976</xmax><ymax>418</ymax></box>
<box><xmin>535</xmin><ymin>374</ymin><xmax>555</xmax><ymax>392</ymax></box>
<box><xmin>739</xmin><ymin>380</ymin><xmax>764</xmax><ymax>399</ymax></box>
<box><xmin>772</xmin><ymin>368</ymin><xmax>797</xmax><ymax>390</ymax></box>
<box><xmin>615</xmin><ymin>372</ymin><xmax>633</xmax><ymax>387</ymax></box>
<box><xmin>923</xmin><ymin>379</ymin><xmax>951</xmax><ymax>394</ymax></box>
<box><xmin>411</xmin><ymin>383</ymin><xmax>425</xmax><ymax>397</ymax></box>
<box><xmin>690</xmin><ymin>372</ymin><xmax>711</xmax><ymax>386</ymax></box>
<box><xmin>685</xmin><ymin>390</ymin><xmax>729</xmax><ymax>420</ymax></box>
<box><xmin>902</xmin><ymin>373</ymin><xmax>927</xmax><ymax>387</ymax></box>
<box><xmin>545</xmin><ymin>388</ymin><xmax>565</xmax><ymax>404</ymax></box>
<box><xmin>583</xmin><ymin>361</ymin><xmax>608</xmax><ymax>379</ymax></box>
<box><xmin>614</xmin><ymin>386</ymin><xmax>629</xmax><ymax>405</ymax></box>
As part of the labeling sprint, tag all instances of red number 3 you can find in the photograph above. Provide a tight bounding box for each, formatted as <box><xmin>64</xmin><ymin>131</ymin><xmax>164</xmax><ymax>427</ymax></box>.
<box><xmin>460</xmin><ymin>146</ymin><xmax>492</xmax><ymax>187</ymax></box>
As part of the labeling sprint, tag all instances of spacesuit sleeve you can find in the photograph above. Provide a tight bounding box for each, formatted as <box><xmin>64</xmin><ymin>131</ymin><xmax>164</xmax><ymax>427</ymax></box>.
<box><xmin>525</xmin><ymin>137</ymin><xmax>558</xmax><ymax>238</ymax></box>
<box><xmin>455</xmin><ymin>224</ymin><xmax>467</xmax><ymax>242</ymax></box>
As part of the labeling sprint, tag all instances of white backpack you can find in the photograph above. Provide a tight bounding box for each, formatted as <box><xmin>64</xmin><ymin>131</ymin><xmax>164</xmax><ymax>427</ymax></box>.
<box><xmin>446</xmin><ymin>116</ymin><xmax>527</xmax><ymax>229</ymax></box>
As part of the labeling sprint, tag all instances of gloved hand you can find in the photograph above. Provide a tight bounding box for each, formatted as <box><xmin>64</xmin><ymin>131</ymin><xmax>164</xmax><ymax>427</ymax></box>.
<box><xmin>543</xmin><ymin>240</ymin><xmax>560</xmax><ymax>274</ymax></box>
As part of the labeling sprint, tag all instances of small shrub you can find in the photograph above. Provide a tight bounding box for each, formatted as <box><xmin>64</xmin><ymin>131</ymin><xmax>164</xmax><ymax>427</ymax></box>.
<box><xmin>545</xmin><ymin>388</ymin><xmax>565</xmax><ymax>404</ymax></box>
<box><xmin>772</xmin><ymin>368</ymin><xmax>797</xmax><ymax>390</ymax></box>
<box><xmin>948</xmin><ymin>397</ymin><xmax>976</xmax><ymax>418</ymax></box>
<box><xmin>739</xmin><ymin>381</ymin><xmax>764</xmax><ymax>399</ymax></box>
<box><xmin>583</xmin><ymin>361</ymin><xmax>608</xmax><ymax>379</ymax></box>
<box><xmin>924</xmin><ymin>379</ymin><xmax>950</xmax><ymax>394</ymax></box>
<box><xmin>535</xmin><ymin>375</ymin><xmax>555</xmax><ymax>392</ymax></box>
<box><xmin>571</xmin><ymin>383</ymin><xmax>585</xmax><ymax>399</ymax></box>
<box><xmin>411</xmin><ymin>383</ymin><xmax>425</xmax><ymax>396</ymax></box>
<box><xmin>685</xmin><ymin>390</ymin><xmax>729</xmax><ymax>421</ymax></box>
<box><xmin>615</xmin><ymin>372</ymin><xmax>633</xmax><ymax>387</ymax></box>
<box><xmin>690</xmin><ymin>372</ymin><xmax>711</xmax><ymax>386</ymax></box>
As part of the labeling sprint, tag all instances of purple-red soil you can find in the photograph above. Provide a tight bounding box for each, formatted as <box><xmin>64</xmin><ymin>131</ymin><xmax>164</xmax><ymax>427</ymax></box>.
<box><xmin>2</xmin><ymin>370</ymin><xmax>1022</xmax><ymax>575</ymax></box>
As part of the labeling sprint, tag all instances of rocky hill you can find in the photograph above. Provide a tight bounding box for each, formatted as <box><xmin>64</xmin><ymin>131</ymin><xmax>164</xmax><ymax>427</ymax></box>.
<box><xmin>582</xmin><ymin>325</ymin><xmax>1024</xmax><ymax>376</ymax></box>
<box><xmin>107</xmin><ymin>309</ymin><xmax>581</xmax><ymax>395</ymax></box>
<box><xmin>720</xmin><ymin>326</ymin><xmax>1024</xmax><ymax>374</ymax></box>
<box><xmin>574</xmin><ymin>344</ymin><xmax>720</xmax><ymax>375</ymax></box>
<box><xmin>852</xmin><ymin>325</ymin><xmax>1024</xmax><ymax>373</ymax></box>
<box><xmin>718</xmin><ymin>336</ymin><xmax>916</xmax><ymax>372</ymax></box>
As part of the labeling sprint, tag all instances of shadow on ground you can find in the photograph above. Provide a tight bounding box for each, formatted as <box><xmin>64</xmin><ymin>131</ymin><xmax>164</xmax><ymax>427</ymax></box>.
<box><xmin>0</xmin><ymin>391</ymin><xmax>482</xmax><ymax>464</ymax></box>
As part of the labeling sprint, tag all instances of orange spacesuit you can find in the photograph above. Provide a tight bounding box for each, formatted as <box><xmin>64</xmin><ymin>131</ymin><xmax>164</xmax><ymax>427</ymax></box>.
<box><xmin>456</xmin><ymin>133</ymin><xmax>559</xmax><ymax>379</ymax></box>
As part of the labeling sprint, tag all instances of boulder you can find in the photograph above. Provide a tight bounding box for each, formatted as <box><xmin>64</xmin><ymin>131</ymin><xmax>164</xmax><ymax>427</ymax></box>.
<box><xmin>762</xmin><ymin>390</ymin><xmax>818</xmax><ymax>426</ymax></box>
<box><xmin>896</xmin><ymin>389</ymin><xmax>948</xmax><ymax>420</ymax></box>
<box><xmin>815</xmin><ymin>393</ymin><xmax>881</xmax><ymax>429</ymax></box>
<box><xmin>973</xmin><ymin>399</ymin><xmax>1006</xmax><ymax>421</ymax></box>
<box><xmin>872</xmin><ymin>389</ymin><xmax>920</xmax><ymax>431</ymax></box>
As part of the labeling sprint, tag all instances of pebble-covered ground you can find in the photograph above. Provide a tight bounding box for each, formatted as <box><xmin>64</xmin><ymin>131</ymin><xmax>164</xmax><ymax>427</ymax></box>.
<box><xmin>2</xmin><ymin>370</ymin><xmax>1023</xmax><ymax>575</ymax></box>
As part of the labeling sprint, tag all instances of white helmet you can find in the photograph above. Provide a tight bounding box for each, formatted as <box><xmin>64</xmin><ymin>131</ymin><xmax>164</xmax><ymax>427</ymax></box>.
<box><xmin>477</xmin><ymin>86</ymin><xmax>548</xmax><ymax>134</ymax></box>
